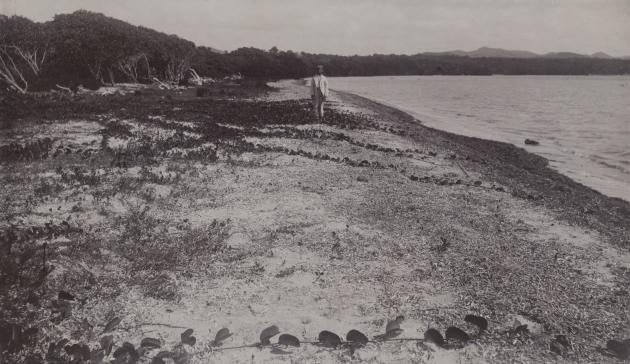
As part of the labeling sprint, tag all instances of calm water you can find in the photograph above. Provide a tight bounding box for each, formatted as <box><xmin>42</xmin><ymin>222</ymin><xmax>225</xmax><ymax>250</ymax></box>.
<box><xmin>329</xmin><ymin>75</ymin><xmax>630</xmax><ymax>202</ymax></box>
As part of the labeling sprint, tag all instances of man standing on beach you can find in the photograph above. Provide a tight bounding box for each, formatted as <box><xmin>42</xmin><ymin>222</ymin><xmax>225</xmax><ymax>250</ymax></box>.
<box><xmin>311</xmin><ymin>65</ymin><xmax>329</xmax><ymax>121</ymax></box>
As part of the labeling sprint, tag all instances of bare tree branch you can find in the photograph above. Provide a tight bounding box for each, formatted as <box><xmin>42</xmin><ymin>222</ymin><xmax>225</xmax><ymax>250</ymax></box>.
<box><xmin>0</xmin><ymin>46</ymin><xmax>28</xmax><ymax>93</ymax></box>
<box><xmin>117</xmin><ymin>53</ymin><xmax>148</xmax><ymax>83</ymax></box>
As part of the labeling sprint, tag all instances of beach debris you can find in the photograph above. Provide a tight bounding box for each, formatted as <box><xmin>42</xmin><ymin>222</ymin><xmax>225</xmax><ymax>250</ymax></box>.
<box><xmin>318</xmin><ymin>330</ymin><xmax>342</xmax><ymax>347</ymax></box>
<box><xmin>278</xmin><ymin>334</ymin><xmax>300</xmax><ymax>347</ymax></box>
<box><xmin>424</xmin><ymin>328</ymin><xmax>445</xmax><ymax>347</ymax></box>
<box><xmin>188</xmin><ymin>68</ymin><xmax>203</xmax><ymax>86</ymax></box>
<box><xmin>524</xmin><ymin>138</ymin><xmax>539</xmax><ymax>145</ymax></box>
<box><xmin>152</xmin><ymin>77</ymin><xmax>171</xmax><ymax>89</ymax></box>
<box><xmin>55</xmin><ymin>84</ymin><xmax>74</xmax><ymax>94</ymax></box>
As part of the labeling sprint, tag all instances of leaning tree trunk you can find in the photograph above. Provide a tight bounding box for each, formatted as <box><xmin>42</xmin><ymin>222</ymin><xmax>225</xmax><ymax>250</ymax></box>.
<box><xmin>0</xmin><ymin>47</ymin><xmax>29</xmax><ymax>94</ymax></box>
<box><xmin>107</xmin><ymin>67</ymin><xmax>116</xmax><ymax>86</ymax></box>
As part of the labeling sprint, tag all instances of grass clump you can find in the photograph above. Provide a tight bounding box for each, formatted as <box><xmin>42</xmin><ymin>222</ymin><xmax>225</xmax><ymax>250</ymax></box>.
<box><xmin>115</xmin><ymin>204</ymin><xmax>230</xmax><ymax>275</ymax></box>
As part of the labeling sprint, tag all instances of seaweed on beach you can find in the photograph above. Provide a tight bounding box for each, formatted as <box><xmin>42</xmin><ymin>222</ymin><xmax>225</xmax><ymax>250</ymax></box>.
<box><xmin>1</xmin><ymin>83</ymin><xmax>629</xmax><ymax>364</ymax></box>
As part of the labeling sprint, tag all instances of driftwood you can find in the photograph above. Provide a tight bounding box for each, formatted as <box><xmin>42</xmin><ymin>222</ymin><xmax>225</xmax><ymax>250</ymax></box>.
<box><xmin>152</xmin><ymin>77</ymin><xmax>173</xmax><ymax>90</ymax></box>
<box><xmin>117</xmin><ymin>53</ymin><xmax>149</xmax><ymax>83</ymax></box>
<box><xmin>188</xmin><ymin>68</ymin><xmax>203</xmax><ymax>85</ymax></box>
<box><xmin>55</xmin><ymin>84</ymin><xmax>74</xmax><ymax>94</ymax></box>
<box><xmin>0</xmin><ymin>46</ymin><xmax>29</xmax><ymax>94</ymax></box>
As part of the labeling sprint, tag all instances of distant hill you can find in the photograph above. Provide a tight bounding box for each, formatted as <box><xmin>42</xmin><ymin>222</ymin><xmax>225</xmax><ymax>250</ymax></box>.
<box><xmin>424</xmin><ymin>47</ymin><xmax>620</xmax><ymax>60</ymax></box>
<box><xmin>425</xmin><ymin>47</ymin><xmax>539</xmax><ymax>58</ymax></box>
<box><xmin>2</xmin><ymin>11</ymin><xmax>630</xmax><ymax>95</ymax></box>
<box><xmin>542</xmin><ymin>52</ymin><xmax>588</xmax><ymax>59</ymax></box>
<box><xmin>590</xmin><ymin>52</ymin><xmax>613</xmax><ymax>59</ymax></box>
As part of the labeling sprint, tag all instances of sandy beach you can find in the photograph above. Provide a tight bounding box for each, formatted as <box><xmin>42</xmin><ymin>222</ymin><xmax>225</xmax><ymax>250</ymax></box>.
<box><xmin>1</xmin><ymin>80</ymin><xmax>629</xmax><ymax>363</ymax></box>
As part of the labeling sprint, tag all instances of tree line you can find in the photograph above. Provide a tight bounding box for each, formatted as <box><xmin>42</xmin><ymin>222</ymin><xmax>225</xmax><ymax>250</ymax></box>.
<box><xmin>2</xmin><ymin>10</ymin><xmax>630</xmax><ymax>94</ymax></box>
<box><xmin>1</xmin><ymin>11</ymin><xmax>197</xmax><ymax>93</ymax></box>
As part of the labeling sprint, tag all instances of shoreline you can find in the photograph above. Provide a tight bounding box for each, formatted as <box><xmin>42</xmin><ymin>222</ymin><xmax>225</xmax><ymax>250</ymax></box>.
<box><xmin>328</xmin><ymin>75</ymin><xmax>630</xmax><ymax>203</ymax></box>
<box><xmin>332</xmin><ymin>87</ymin><xmax>630</xmax><ymax>248</ymax></box>
<box><xmin>1</xmin><ymin>83</ymin><xmax>630</xmax><ymax>363</ymax></box>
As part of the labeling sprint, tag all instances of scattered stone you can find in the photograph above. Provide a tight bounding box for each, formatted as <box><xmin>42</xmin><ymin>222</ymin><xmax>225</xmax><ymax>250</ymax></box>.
<box><xmin>357</xmin><ymin>176</ymin><xmax>368</xmax><ymax>182</ymax></box>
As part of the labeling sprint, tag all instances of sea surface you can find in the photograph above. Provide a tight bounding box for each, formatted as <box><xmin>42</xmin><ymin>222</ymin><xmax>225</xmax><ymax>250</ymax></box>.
<box><xmin>329</xmin><ymin>75</ymin><xmax>630</xmax><ymax>202</ymax></box>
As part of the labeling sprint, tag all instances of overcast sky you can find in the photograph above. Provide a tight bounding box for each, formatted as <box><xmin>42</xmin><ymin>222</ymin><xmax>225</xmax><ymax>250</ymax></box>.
<box><xmin>2</xmin><ymin>0</ymin><xmax>630</xmax><ymax>56</ymax></box>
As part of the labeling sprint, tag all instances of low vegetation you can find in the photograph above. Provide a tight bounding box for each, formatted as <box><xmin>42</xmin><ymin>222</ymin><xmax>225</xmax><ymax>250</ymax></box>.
<box><xmin>1</xmin><ymin>82</ymin><xmax>629</xmax><ymax>363</ymax></box>
<box><xmin>2</xmin><ymin>11</ymin><xmax>630</xmax><ymax>95</ymax></box>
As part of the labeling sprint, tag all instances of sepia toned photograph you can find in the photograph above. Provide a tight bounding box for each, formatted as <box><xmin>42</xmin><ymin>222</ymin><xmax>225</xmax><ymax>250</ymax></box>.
<box><xmin>0</xmin><ymin>1</ymin><xmax>629</xmax><ymax>363</ymax></box>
